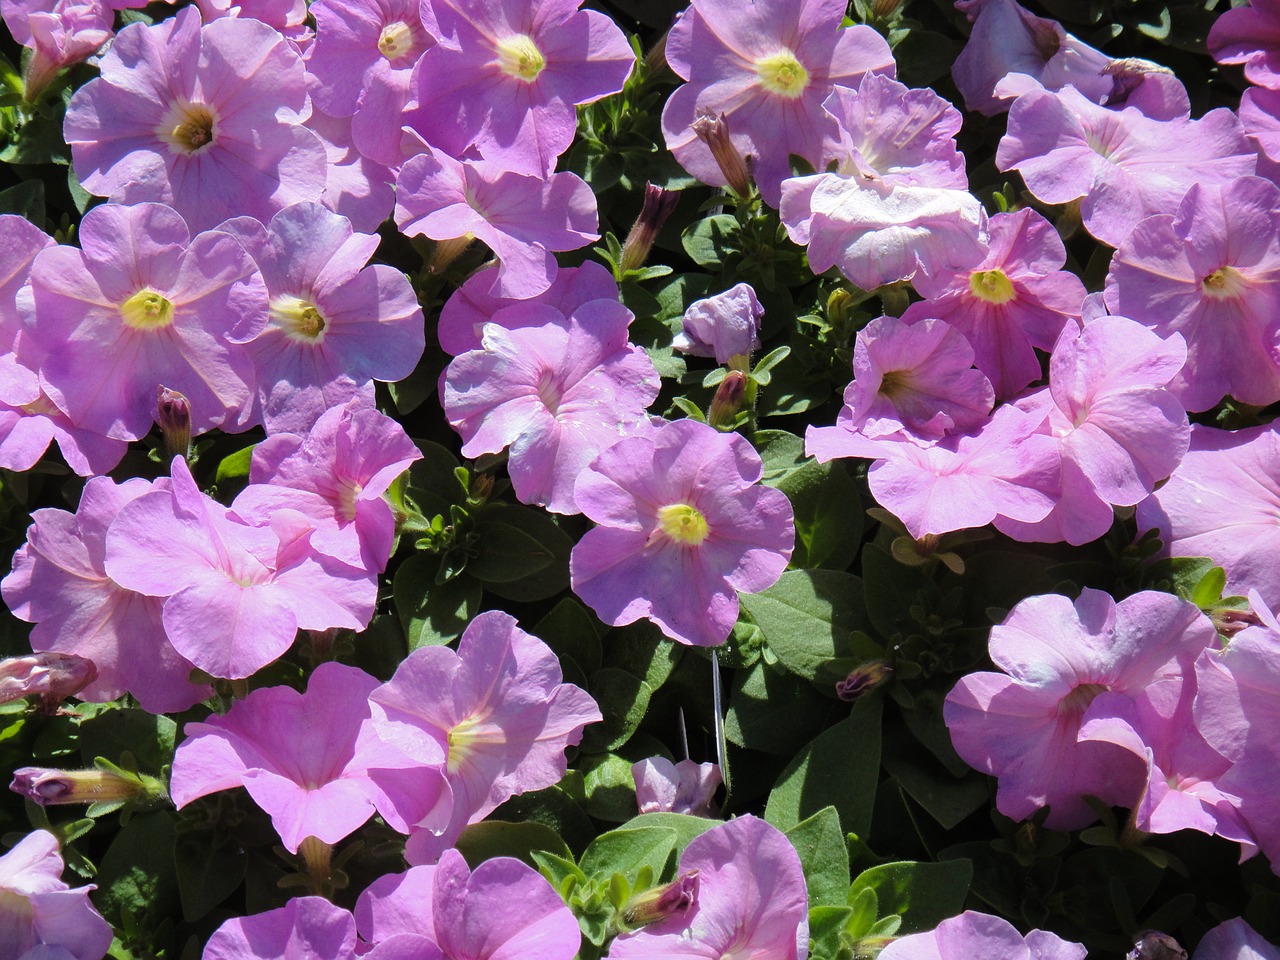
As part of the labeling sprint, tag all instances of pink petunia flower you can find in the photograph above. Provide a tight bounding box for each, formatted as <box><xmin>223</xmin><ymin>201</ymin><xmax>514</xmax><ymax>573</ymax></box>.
<box><xmin>1</xmin><ymin>475</ymin><xmax>209</xmax><ymax>714</ymax></box>
<box><xmin>103</xmin><ymin>458</ymin><xmax>376</xmax><ymax>680</ymax></box>
<box><xmin>219</xmin><ymin>202</ymin><xmax>425</xmax><ymax>435</ymax></box>
<box><xmin>1</xmin><ymin>0</ymin><xmax>112</xmax><ymax>102</ymax></box>
<box><xmin>632</xmin><ymin>757</ymin><xmax>721</xmax><ymax>817</ymax></box>
<box><xmin>438</xmin><ymin>261</ymin><xmax>619</xmax><ymax>356</ymax></box>
<box><xmin>356</xmin><ymin>851</ymin><xmax>581</xmax><ymax>959</ymax></box>
<box><xmin>0</xmin><ymin>215</ymin><xmax>52</xmax><ymax>352</ymax></box>
<box><xmin>170</xmin><ymin>662</ymin><xmax>434</xmax><ymax>854</ymax></box>
<box><xmin>305</xmin><ymin>109</ymin><xmax>397</xmax><ymax>234</ymax></box>
<box><xmin>395</xmin><ymin>151</ymin><xmax>598</xmax><ymax>299</ymax></box>
<box><xmin>1193</xmin><ymin>918</ymin><xmax>1280</xmax><ymax>960</ymax></box>
<box><xmin>997</xmin><ymin>85</ymin><xmax>1255</xmax><ymax>248</ymax></box>
<box><xmin>408</xmin><ymin>0</ymin><xmax>635</xmax><ymax>176</ymax></box>
<box><xmin>571</xmin><ymin>418</ymin><xmax>794</xmax><ymax>647</ymax></box>
<box><xmin>945</xmin><ymin>588</ymin><xmax>1217</xmax><ymax>829</ymax></box>
<box><xmin>878</xmin><ymin>910</ymin><xmax>1085</xmax><ymax>960</ymax></box>
<box><xmin>1136</xmin><ymin>423</ymin><xmax>1280</xmax><ymax>609</ymax></box>
<box><xmin>607</xmin><ymin>815</ymin><xmax>808</xmax><ymax>960</ymax></box>
<box><xmin>64</xmin><ymin>8</ymin><xmax>327</xmax><ymax>232</ymax></box>
<box><xmin>368</xmin><ymin>610</ymin><xmax>600</xmax><ymax>864</ymax></box>
<box><xmin>661</xmin><ymin>0</ymin><xmax>893</xmax><ymax>206</ymax></box>
<box><xmin>27</xmin><ymin>201</ymin><xmax>267</xmax><ymax>442</ymax></box>
<box><xmin>443</xmin><ymin>300</ymin><xmax>659</xmax><ymax>515</ymax></box>
<box><xmin>203</xmin><ymin>896</ymin><xmax>358</xmax><ymax>960</ymax></box>
<box><xmin>672</xmin><ymin>283</ymin><xmax>764</xmax><ymax>367</ymax></box>
<box><xmin>1104</xmin><ymin>176</ymin><xmax>1280</xmax><ymax>412</ymax></box>
<box><xmin>0</xmin><ymin>830</ymin><xmax>113</xmax><ymax>960</ymax></box>
<box><xmin>903</xmin><ymin>207</ymin><xmax>1085</xmax><ymax>401</ymax></box>
<box><xmin>1209</xmin><ymin>0</ymin><xmax>1280</xmax><ymax>90</ymax></box>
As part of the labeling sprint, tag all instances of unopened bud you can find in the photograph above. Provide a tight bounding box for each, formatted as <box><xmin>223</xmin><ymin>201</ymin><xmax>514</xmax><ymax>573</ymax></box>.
<box><xmin>619</xmin><ymin>183</ymin><xmax>679</xmax><ymax>274</ymax></box>
<box><xmin>1127</xmin><ymin>931</ymin><xmax>1187</xmax><ymax>960</ymax></box>
<box><xmin>157</xmin><ymin>386</ymin><xmax>191</xmax><ymax>461</ymax></box>
<box><xmin>623</xmin><ymin>871</ymin><xmax>699</xmax><ymax>928</ymax></box>
<box><xmin>708</xmin><ymin>371</ymin><xmax>748</xmax><ymax>429</ymax></box>
<box><xmin>11</xmin><ymin>766</ymin><xmax>155</xmax><ymax>806</ymax></box>
<box><xmin>835</xmin><ymin>660</ymin><xmax>893</xmax><ymax>701</ymax></box>
<box><xmin>871</xmin><ymin>0</ymin><xmax>904</xmax><ymax>19</ymax></box>
<box><xmin>644</xmin><ymin>26</ymin><xmax>670</xmax><ymax>76</ymax></box>
<box><xmin>0</xmin><ymin>653</ymin><xmax>97</xmax><ymax>714</ymax></box>
<box><xmin>428</xmin><ymin>235</ymin><xmax>475</xmax><ymax>277</ymax></box>
<box><xmin>1211</xmin><ymin>607</ymin><xmax>1262</xmax><ymax>639</ymax></box>
<box><xmin>691</xmin><ymin>111</ymin><xmax>752</xmax><ymax>199</ymax></box>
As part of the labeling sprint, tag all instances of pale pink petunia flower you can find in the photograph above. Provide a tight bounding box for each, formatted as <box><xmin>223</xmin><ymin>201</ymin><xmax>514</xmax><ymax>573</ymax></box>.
<box><xmin>0</xmin><ymin>215</ymin><xmax>52</xmax><ymax>352</ymax></box>
<box><xmin>0</xmin><ymin>830</ymin><xmax>113</xmax><ymax>960</ymax></box>
<box><xmin>903</xmin><ymin>207</ymin><xmax>1086</xmax><ymax>401</ymax></box>
<box><xmin>203</xmin><ymin>896</ymin><xmax>358</xmax><ymax>960</ymax></box>
<box><xmin>945</xmin><ymin>588</ymin><xmax>1217</xmax><ymax>829</ymax></box>
<box><xmin>632</xmin><ymin>757</ymin><xmax>722</xmax><ymax>818</ymax></box>
<box><xmin>27</xmin><ymin>201</ymin><xmax>267</xmax><ymax>442</ymax></box>
<box><xmin>1193</xmin><ymin>918</ymin><xmax>1280</xmax><ymax>960</ymax></box>
<box><xmin>607</xmin><ymin>815</ymin><xmax>808</xmax><ymax>960</ymax></box>
<box><xmin>997</xmin><ymin>85</ymin><xmax>1255</xmax><ymax>248</ymax></box>
<box><xmin>661</xmin><ymin>0</ymin><xmax>893</xmax><ymax>206</ymax></box>
<box><xmin>443</xmin><ymin>300</ymin><xmax>659</xmax><ymax>515</ymax></box>
<box><xmin>64</xmin><ymin>9</ymin><xmax>327</xmax><ymax>232</ymax></box>
<box><xmin>672</xmin><ymin>283</ymin><xmax>764</xmax><ymax>367</ymax></box>
<box><xmin>878</xmin><ymin>910</ymin><xmax>1085</xmax><ymax>960</ymax></box>
<box><xmin>1</xmin><ymin>474</ymin><xmax>209</xmax><ymax>714</ymax></box>
<box><xmin>368</xmin><ymin>610</ymin><xmax>601</xmax><ymax>864</ymax></box>
<box><xmin>1209</xmin><ymin>0</ymin><xmax>1280</xmax><ymax>90</ymax></box>
<box><xmin>571</xmin><ymin>418</ymin><xmax>794</xmax><ymax>647</ymax></box>
<box><xmin>304</xmin><ymin>109</ymin><xmax>396</xmax><ymax>234</ymax></box>
<box><xmin>1</xmin><ymin>0</ymin><xmax>112</xmax><ymax>101</ymax></box>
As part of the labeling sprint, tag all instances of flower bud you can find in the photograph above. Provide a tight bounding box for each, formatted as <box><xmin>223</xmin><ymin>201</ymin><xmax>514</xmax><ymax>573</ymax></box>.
<box><xmin>12</xmin><ymin>767</ymin><xmax>147</xmax><ymax>806</ymax></box>
<box><xmin>1126</xmin><ymin>931</ymin><xmax>1187</xmax><ymax>960</ymax></box>
<box><xmin>835</xmin><ymin>660</ymin><xmax>893</xmax><ymax>701</ymax></box>
<box><xmin>708</xmin><ymin>371</ymin><xmax>748</xmax><ymax>430</ymax></box>
<box><xmin>622</xmin><ymin>871</ymin><xmax>699</xmax><ymax>928</ymax></box>
<box><xmin>157</xmin><ymin>385</ymin><xmax>191</xmax><ymax>462</ymax></box>
<box><xmin>691</xmin><ymin>110</ymin><xmax>752</xmax><ymax>198</ymax></box>
<box><xmin>619</xmin><ymin>183</ymin><xmax>679</xmax><ymax>274</ymax></box>
<box><xmin>673</xmin><ymin>283</ymin><xmax>764</xmax><ymax>367</ymax></box>
<box><xmin>870</xmin><ymin>0</ymin><xmax>904</xmax><ymax>19</ymax></box>
<box><xmin>1211</xmin><ymin>606</ymin><xmax>1262</xmax><ymax>639</ymax></box>
<box><xmin>0</xmin><ymin>652</ymin><xmax>96</xmax><ymax>714</ymax></box>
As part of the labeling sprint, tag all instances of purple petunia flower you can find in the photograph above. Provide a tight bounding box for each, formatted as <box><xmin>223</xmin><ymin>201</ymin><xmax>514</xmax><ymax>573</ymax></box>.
<box><xmin>408</xmin><ymin>0</ymin><xmax>635</xmax><ymax>176</ymax></box>
<box><xmin>2</xmin><ymin>475</ymin><xmax>209</xmax><ymax>714</ymax></box>
<box><xmin>607</xmin><ymin>815</ymin><xmax>808</xmax><ymax>960</ymax></box>
<box><xmin>571</xmin><ymin>418</ymin><xmax>794</xmax><ymax>647</ymax></box>
<box><xmin>0</xmin><ymin>215</ymin><xmax>52</xmax><ymax>352</ymax></box>
<box><xmin>672</xmin><ymin>283</ymin><xmax>763</xmax><ymax>367</ymax></box>
<box><xmin>903</xmin><ymin>207</ymin><xmax>1085</xmax><ymax>401</ymax></box>
<box><xmin>27</xmin><ymin>201</ymin><xmax>267</xmax><ymax>442</ymax></box>
<box><xmin>203</xmin><ymin>896</ymin><xmax>358</xmax><ymax>960</ymax></box>
<box><xmin>632</xmin><ymin>757</ymin><xmax>721</xmax><ymax>817</ymax></box>
<box><xmin>443</xmin><ymin>300</ymin><xmax>659</xmax><ymax>515</ymax></box>
<box><xmin>661</xmin><ymin>0</ymin><xmax>894</xmax><ymax>206</ymax></box>
<box><xmin>1209</xmin><ymin>0</ymin><xmax>1280</xmax><ymax>90</ymax></box>
<box><xmin>305</xmin><ymin>109</ymin><xmax>397</xmax><ymax>234</ymax></box>
<box><xmin>878</xmin><ymin>910</ymin><xmax>1085</xmax><ymax>960</ymax></box>
<box><xmin>945</xmin><ymin>588</ymin><xmax>1216</xmax><ymax>829</ymax></box>
<box><xmin>997</xmin><ymin>85</ymin><xmax>1255</xmax><ymax>248</ymax></box>
<box><xmin>1194</xmin><ymin>918</ymin><xmax>1280</xmax><ymax>960</ymax></box>
<box><xmin>0</xmin><ymin>830</ymin><xmax>113</xmax><ymax>960</ymax></box>
<box><xmin>1</xmin><ymin>0</ymin><xmax>112</xmax><ymax>101</ymax></box>
<box><xmin>64</xmin><ymin>8</ymin><xmax>327</xmax><ymax>232</ymax></box>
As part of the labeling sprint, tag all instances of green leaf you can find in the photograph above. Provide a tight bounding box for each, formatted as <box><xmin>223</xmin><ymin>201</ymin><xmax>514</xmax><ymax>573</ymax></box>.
<box><xmin>845</xmin><ymin>885</ymin><xmax>879</xmax><ymax>939</ymax></box>
<box><xmin>612</xmin><ymin>812</ymin><xmax>718</xmax><ymax>859</ymax></box>
<box><xmin>392</xmin><ymin>554</ymin><xmax>481</xmax><ymax>649</ymax></box>
<box><xmin>786</xmin><ymin>807</ymin><xmax>850</xmax><ymax>907</ymax></box>
<box><xmin>773</xmin><ymin>458</ymin><xmax>863</xmax><ymax>570</ymax></box>
<box><xmin>175</xmin><ymin>833</ymin><xmax>246</xmax><ymax>922</ymax></box>
<box><xmin>680</xmin><ymin>214</ymin><xmax>739</xmax><ymax>267</ymax></box>
<box><xmin>580</xmin><ymin>668</ymin><xmax>653</xmax><ymax>753</ymax></box>
<box><xmin>214</xmin><ymin>445</ymin><xmax>255</xmax><ymax>485</ymax></box>
<box><xmin>581</xmin><ymin>752</ymin><xmax>640</xmax><ymax>823</ymax></box>
<box><xmin>765</xmin><ymin>697</ymin><xmax>881</xmax><ymax>837</ymax></box>
<box><xmin>850</xmin><ymin>859</ymin><xmax>973</xmax><ymax>934</ymax></box>
<box><xmin>534</xmin><ymin>597</ymin><xmax>604</xmax><ymax>675</ymax></box>
<box><xmin>467</xmin><ymin>517</ymin><xmax>556</xmax><ymax>583</ymax></box>
<box><xmin>807</xmin><ymin>906</ymin><xmax>855</xmax><ymax>960</ymax></box>
<box><xmin>740</xmin><ymin>569</ymin><xmax>873</xmax><ymax>688</ymax></box>
<box><xmin>0</xmin><ymin>179</ymin><xmax>44</xmax><ymax>222</ymax></box>
<box><xmin>604</xmin><ymin>620</ymin><xmax>682</xmax><ymax>692</ymax></box>
<box><xmin>724</xmin><ymin>659</ymin><xmax>831</xmax><ymax>756</ymax></box>
<box><xmin>862</xmin><ymin>542</ymin><xmax>934</xmax><ymax>639</ymax></box>
<box><xmin>454</xmin><ymin>820</ymin><xmax>573</xmax><ymax>869</ymax></box>
<box><xmin>78</xmin><ymin>709</ymin><xmax>176</xmax><ymax>775</ymax></box>
<box><xmin>579</xmin><ymin>826</ymin><xmax>678</xmax><ymax>882</ymax></box>
<box><xmin>475</xmin><ymin>507</ymin><xmax>573</xmax><ymax>602</ymax></box>
<box><xmin>96</xmin><ymin>812</ymin><xmax>182</xmax><ymax>929</ymax></box>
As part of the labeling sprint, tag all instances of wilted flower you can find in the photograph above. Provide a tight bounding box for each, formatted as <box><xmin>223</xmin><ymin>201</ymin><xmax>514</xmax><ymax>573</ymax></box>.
<box><xmin>0</xmin><ymin>652</ymin><xmax>96</xmax><ymax>713</ymax></box>
<box><xmin>672</xmin><ymin>283</ymin><xmax>763</xmax><ymax>368</ymax></box>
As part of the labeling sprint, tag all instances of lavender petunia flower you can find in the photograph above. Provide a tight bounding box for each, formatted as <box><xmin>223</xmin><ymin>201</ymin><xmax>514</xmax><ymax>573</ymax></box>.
<box><xmin>997</xmin><ymin>85</ymin><xmax>1255</xmax><ymax>248</ymax></box>
<box><xmin>171</xmin><ymin>662</ymin><xmax>435</xmax><ymax>854</ymax></box>
<box><xmin>28</xmin><ymin>201</ymin><xmax>267</xmax><ymax>442</ymax></box>
<box><xmin>632</xmin><ymin>757</ymin><xmax>721</xmax><ymax>817</ymax></box>
<box><xmin>1209</xmin><ymin>0</ymin><xmax>1280</xmax><ymax>91</ymax></box>
<box><xmin>571</xmin><ymin>418</ymin><xmax>794</xmax><ymax>647</ymax></box>
<box><xmin>672</xmin><ymin>283</ymin><xmax>764</xmax><ymax>367</ymax></box>
<box><xmin>104</xmin><ymin>458</ymin><xmax>376</xmax><ymax>680</ymax></box>
<box><xmin>904</xmin><ymin>207</ymin><xmax>1085</xmax><ymax>401</ymax></box>
<box><xmin>220</xmin><ymin>203</ymin><xmax>425</xmax><ymax>434</ymax></box>
<box><xmin>945</xmin><ymin>588</ymin><xmax>1217</xmax><ymax>829</ymax></box>
<box><xmin>443</xmin><ymin>300</ymin><xmax>659</xmax><ymax>515</ymax></box>
<box><xmin>1193</xmin><ymin>918</ymin><xmax>1280</xmax><ymax>960</ymax></box>
<box><xmin>952</xmin><ymin>0</ymin><xmax>1112</xmax><ymax>116</ymax></box>
<box><xmin>64</xmin><ymin>9</ymin><xmax>327</xmax><ymax>232</ymax></box>
<box><xmin>878</xmin><ymin>910</ymin><xmax>1085</xmax><ymax>960</ymax></box>
<box><xmin>408</xmin><ymin>0</ymin><xmax>634</xmax><ymax>176</ymax></box>
<box><xmin>1104</xmin><ymin>176</ymin><xmax>1280</xmax><ymax>412</ymax></box>
<box><xmin>1</xmin><ymin>0</ymin><xmax>111</xmax><ymax>102</ymax></box>
<box><xmin>396</xmin><ymin>151</ymin><xmax>598</xmax><ymax>299</ymax></box>
<box><xmin>661</xmin><ymin>0</ymin><xmax>894</xmax><ymax>206</ymax></box>
<box><xmin>1137</xmin><ymin>423</ymin><xmax>1280</xmax><ymax>610</ymax></box>
<box><xmin>1</xmin><ymin>475</ymin><xmax>209</xmax><ymax>714</ymax></box>
<box><xmin>0</xmin><ymin>831</ymin><xmax>113</xmax><ymax>960</ymax></box>
<box><xmin>368</xmin><ymin>610</ymin><xmax>600</xmax><ymax>864</ymax></box>
<box><xmin>203</xmin><ymin>896</ymin><xmax>358</xmax><ymax>960</ymax></box>
<box><xmin>607</xmin><ymin>815</ymin><xmax>808</xmax><ymax>960</ymax></box>
<box><xmin>0</xmin><ymin>215</ymin><xmax>52</xmax><ymax>351</ymax></box>
<box><xmin>305</xmin><ymin>109</ymin><xmax>396</xmax><ymax>233</ymax></box>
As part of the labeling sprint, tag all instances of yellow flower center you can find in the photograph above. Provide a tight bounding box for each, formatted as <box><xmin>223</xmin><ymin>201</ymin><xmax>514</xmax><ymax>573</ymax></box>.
<box><xmin>495</xmin><ymin>33</ymin><xmax>546</xmax><ymax>81</ymax></box>
<box><xmin>447</xmin><ymin>716</ymin><xmax>483</xmax><ymax>775</ymax></box>
<box><xmin>160</xmin><ymin>101</ymin><xmax>217</xmax><ymax>156</ymax></box>
<box><xmin>120</xmin><ymin>289</ymin><xmax>176</xmax><ymax>330</ymax></box>
<box><xmin>1202</xmin><ymin>266</ymin><xmax>1247</xmax><ymax>300</ymax></box>
<box><xmin>270</xmin><ymin>295</ymin><xmax>327</xmax><ymax>342</ymax></box>
<box><xmin>968</xmin><ymin>268</ymin><xmax>1017</xmax><ymax>305</ymax></box>
<box><xmin>656</xmin><ymin>503</ymin><xmax>709</xmax><ymax>546</ymax></box>
<box><xmin>378</xmin><ymin>20</ymin><xmax>415</xmax><ymax>61</ymax></box>
<box><xmin>755</xmin><ymin>49</ymin><xmax>809</xmax><ymax>99</ymax></box>
<box><xmin>19</xmin><ymin>394</ymin><xmax>59</xmax><ymax>417</ymax></box>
